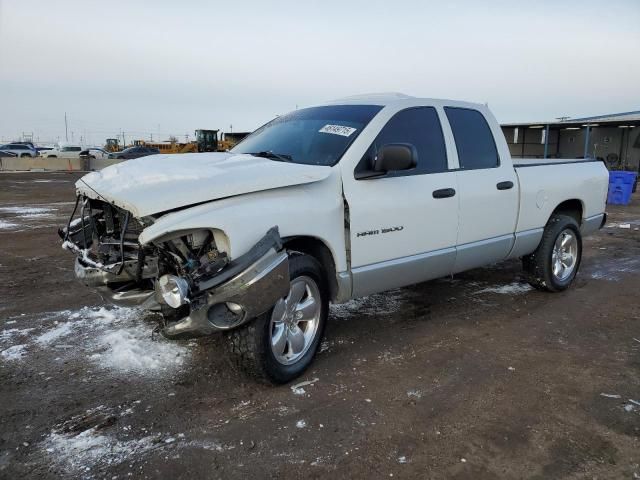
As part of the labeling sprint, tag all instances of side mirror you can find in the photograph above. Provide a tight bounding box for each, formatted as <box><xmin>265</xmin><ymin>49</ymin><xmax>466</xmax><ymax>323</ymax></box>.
<box><xmin>373</xmin><ymin>143</ymin><xmax>417</xmax><ymax>173</ymax></box>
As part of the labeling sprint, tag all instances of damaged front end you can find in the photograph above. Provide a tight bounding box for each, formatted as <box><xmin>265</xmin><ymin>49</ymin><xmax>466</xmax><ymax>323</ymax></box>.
<box><xmin>60</xmin><ymin>195</ymin><xmax>289</xmax><ymax>338</ymax></box>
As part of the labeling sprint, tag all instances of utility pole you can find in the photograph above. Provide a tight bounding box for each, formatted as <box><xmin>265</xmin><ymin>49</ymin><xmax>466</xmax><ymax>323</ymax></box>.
<box><xmin>65</xmin><ymin>113</ymin><xmax>69</xmax><ymax>142</ymax></box>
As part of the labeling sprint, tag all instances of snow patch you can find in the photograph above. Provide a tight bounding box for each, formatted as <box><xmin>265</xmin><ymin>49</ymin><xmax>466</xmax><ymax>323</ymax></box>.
<box><xmin>0</xmin><ymin>206</ymin><xmax>56</xmax><ymax>215</ymax></box>
<box><xmin>588</xmin><ymin>256</ymin><xmax>640</xmax><ymax>281</ymax></box>
<box><xmin>0</xmin><ymin>220</ymin><xmax>18</xmax><ymax>229</ymax></box>
<box><xmin>1</xmin><ymin>344</ymin><xmax>27</xmax><ymax>360</ymax></box>
<box><xmin>407</xmin><ymin>389</ymin><xmax>422</xmax><ymax>399</ymax></box>
<box><xmin>184</xmin><ymin>439</ymin><xmax>232</xmax><ymax>452</ymax></box>
<box><xmin>4</xmin><ymin>307</ymin><xmax>190</xmax><ymax>377</ymax></box>
<box><xmin>0</xmin><ymin>327</ymin><xmax>35</xmax><ymax>343</ymax></box>
<box><xmin>330</xmin><ymin>290</ymin><xmax>406</xmax><ymax>319</ymax></box>
<box><xmin>600</xmin><ymin>393</ymin><xmax>622</xmax><ymax>399</ymax></box>
<box><xmin>35</xmin><ymin>321</ymin><xmax>76</xmax><ymax>344</ymax></box>
<box><xmin>94</xmin><ymin>327</ymin><xmax>186</xmax><ymax>373</ymax></box>
<box><xmin>44</xmin><ymin>428</ymin><xmax>158</xmax><ymax>473</ymax></box>
<box><xmin>474</xmin><ymin>282</ymin><xmax>533</xmax><ymax>295</ymax></box>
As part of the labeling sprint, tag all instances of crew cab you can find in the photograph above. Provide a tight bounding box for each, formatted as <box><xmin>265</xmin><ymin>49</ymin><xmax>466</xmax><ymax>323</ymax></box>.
<box><xmin>60</xmin><ymin>93</ymin><xmax>609</xmax><ymax>383</ymax></box>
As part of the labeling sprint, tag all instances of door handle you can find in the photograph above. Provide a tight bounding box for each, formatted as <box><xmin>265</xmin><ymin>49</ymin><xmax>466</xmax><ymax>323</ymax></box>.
<box><xmin>497</xmin><ymin>181</ymin><xmax>514</xmax><ymax>190</ymax></box>
<box><xmin>432</xmin><ymin>188</ymin><xmax>456</xmax><ymax>199</ymax></box>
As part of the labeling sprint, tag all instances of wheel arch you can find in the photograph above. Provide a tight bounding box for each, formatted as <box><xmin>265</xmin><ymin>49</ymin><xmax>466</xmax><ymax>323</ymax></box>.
<box><xmin>549</xmin><ymin>199</ymin><xmax>584</xmax><ymax>226</ymax></box>
<box><xmin>283</xmin><ymin>235</ymin><xmax>338</xmax><ymax>301</ymax></box>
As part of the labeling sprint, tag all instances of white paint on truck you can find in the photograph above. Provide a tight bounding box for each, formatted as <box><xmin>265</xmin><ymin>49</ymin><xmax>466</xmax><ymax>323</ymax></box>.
<box><xmin>74</xmin><ymin>93</ymin><xmax>608</xmax><ymax>302</ymax></box>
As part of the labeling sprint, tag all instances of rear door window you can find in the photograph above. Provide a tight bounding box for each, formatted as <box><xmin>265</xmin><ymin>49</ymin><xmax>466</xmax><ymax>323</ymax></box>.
<box><xmin>356</xmin><ymin>107</ymin><xmax>448</xmax><ymax>177</ymax></box>
<box><xmin>444</xmin><ymin>107</ymin><xmax>499</xmax><ymax>169</ymax></box>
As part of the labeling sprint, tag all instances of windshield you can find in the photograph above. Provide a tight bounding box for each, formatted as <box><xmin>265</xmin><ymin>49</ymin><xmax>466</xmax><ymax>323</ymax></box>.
<box><xmin>232</xmin><ymin>104</ymin><xmax>382</xmax><ymax>166</ymax></box>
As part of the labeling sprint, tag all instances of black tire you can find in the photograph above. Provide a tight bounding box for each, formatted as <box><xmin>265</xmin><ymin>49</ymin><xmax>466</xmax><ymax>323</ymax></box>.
<box><xmin>226</xmin><ymin>253</ymin><xmax>328</xmax><ymax>383</ymax></box>
<box><xmin>20</xmin><ymin>153</ymin><xmax>30</xmax><ymax>158</ymax></box>
<box><xmin>522</xmin><ymin>213</ymin><xmax>582</xmax><ymax>292</ymax></box>
<box><xmin>48</xmin><ymin>155</ymin><xmax>57</xmax><ymax>158</ymax></box>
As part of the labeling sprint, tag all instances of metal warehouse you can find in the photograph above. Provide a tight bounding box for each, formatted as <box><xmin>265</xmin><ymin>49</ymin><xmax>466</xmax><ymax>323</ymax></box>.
<box><xmin>501</xmin><ymin>111</ymin><xmax>640</xmax><ymax>172</ymax></box>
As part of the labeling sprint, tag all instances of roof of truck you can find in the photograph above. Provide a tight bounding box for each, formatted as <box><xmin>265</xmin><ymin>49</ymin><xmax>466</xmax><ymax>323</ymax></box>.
<box><xmin>321</xmin><ymin>92</ymin><xmax>485</xmax><ymax>109</ymax></box>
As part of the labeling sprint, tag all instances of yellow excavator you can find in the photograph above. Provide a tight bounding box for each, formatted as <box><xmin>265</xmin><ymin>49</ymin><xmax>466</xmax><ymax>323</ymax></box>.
<box><xmin>105</xmin><ymin>130</ymin><xmax>250</xmax><ymax>155</ymax></box>
<box><xmin>195</xmin><ymin>129</ymin><xmax>249</xmax><ymax>152</ymax></box>
<box><xmin>104</xmin><ymin>138</ymin><xmax>121</xmax><ymax>152</ymax></box>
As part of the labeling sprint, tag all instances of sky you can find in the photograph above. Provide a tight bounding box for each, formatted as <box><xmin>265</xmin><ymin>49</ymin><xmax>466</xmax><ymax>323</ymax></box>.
<box><xmin>0</xmin><ymin>0</ymin><xmax>639</xmax><ymax>145</ymax></box>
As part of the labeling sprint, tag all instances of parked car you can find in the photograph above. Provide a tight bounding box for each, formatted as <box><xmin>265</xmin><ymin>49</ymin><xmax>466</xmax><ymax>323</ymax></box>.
<box><xmin>79</xmin><ymin>147</ymin><xmax>110</xmax><ymax>159</ymax></box>
<box><xmin>60</xmin><ymin>94</ymin><xmax>609</xmax><ymax>383</ymax></box>
<box><xmin>0</xmin><ymin>150</ymin><xmax>18</xmax><ymax>158</ymax></box>
<box><xmin>41</xmin><ymin>145</ymin><xmax>83</xmax><ymax>158</ymax></box>
<box><xmin>0</xmin><ymin>143</ymin><xmax>37</xmax><ymax>157</ymax></box>
<box><xmin>107</xmin><ymin>146</ymin><xmax>160</xmax><ymax>160</ymax></box>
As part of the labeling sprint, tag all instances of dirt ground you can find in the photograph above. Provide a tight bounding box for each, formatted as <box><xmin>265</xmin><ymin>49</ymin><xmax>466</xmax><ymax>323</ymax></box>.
<box><xmin>0</xmin><ymin>171</ymin><xmax>639</xmax><ymax>480</ymax></box>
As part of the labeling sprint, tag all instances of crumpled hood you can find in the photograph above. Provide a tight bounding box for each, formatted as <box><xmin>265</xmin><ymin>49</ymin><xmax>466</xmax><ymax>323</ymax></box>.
<box><xmin>76</xmin><ymin>152</ymin><xmax>332</xmax><ymax>217</ymax></box>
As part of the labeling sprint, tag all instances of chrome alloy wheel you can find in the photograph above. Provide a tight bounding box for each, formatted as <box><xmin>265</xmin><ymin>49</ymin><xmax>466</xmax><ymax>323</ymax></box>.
<box><xmin>269</xmin><ymin>275</ymin><xmax>321</xmax><ymax>365</ymax></box>
<box><xmin>551</xmin><ymin>229</ymin><xmax>578</xmax><ymax>281</ymax></box>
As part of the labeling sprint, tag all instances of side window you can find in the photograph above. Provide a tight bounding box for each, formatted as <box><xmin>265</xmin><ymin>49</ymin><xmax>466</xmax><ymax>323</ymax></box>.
<box><xmin>444</xmin><ymin>107</ymin><xmax>499</xmax><ymax>169</ymax></box>
<box><xmin>356</xmin><ymin>107</ymin><xmax>447</xmax><ymax>176</ymax></box>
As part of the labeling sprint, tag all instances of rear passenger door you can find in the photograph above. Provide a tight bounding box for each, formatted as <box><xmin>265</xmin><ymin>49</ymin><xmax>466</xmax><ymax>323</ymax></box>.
<box><xmin>344</xmin><ymin>107</ymin><xmax>460</xmax><ymax>297</ymax></box>
<box><xmin>444</xmin><ymin>107</ymin><xmax>519</xmax><ymax>273</ymax></box>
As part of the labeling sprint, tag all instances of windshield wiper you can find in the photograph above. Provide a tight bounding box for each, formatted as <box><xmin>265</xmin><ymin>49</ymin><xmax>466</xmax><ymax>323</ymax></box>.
<box><xmin>248</xmin><ymin>151</ymin><xmax>293</xmax><ymax>162</ymax></box>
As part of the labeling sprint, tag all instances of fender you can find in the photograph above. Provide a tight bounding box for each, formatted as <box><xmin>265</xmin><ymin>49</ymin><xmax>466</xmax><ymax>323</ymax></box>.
<box><xmin>139</xmin><ymin>169</ymin><xmax>349</xmax><ymax>273</ymax></box>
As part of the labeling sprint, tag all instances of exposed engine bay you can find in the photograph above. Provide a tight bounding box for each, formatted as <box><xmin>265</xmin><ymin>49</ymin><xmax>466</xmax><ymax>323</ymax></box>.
<box><xmin>60</xmin><ymin>195</ymin><xmax>289</xmax><ymax>338</ymax></box>
<box><xmin>61</xmin><ymin>196</ymin><xmax>229</xmax><ymax>291</ymax></box>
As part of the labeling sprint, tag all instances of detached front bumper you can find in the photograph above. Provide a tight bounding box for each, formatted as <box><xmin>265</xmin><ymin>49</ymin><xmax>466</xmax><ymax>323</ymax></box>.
<box><xmin>162</xmin><ymin>247</ymin><xmax>289</xmax><ymax>338</ymax></box>
<box><xmin>71</xmin><ymin>226</ymin><xmax>290</xmax><ymax>338</ymax></box>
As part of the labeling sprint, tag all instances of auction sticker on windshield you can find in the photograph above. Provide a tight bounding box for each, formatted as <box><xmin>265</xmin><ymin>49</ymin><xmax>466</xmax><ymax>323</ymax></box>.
<box><xmin>319</xmin><ymin>124</ymin><xmax>357</xmax><ymax>137</ymax></box>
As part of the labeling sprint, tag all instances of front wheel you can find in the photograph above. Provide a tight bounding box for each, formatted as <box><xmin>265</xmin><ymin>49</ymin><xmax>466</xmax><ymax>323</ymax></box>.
<box><xmin>523</xmin><ymin>213</ymin><xmax>582</xmax><ymax>292</ymax></box>
<box><xmin>226</xmin><ymin>253</ymin><xmax>328</xmax><ymax>383</ymax></box>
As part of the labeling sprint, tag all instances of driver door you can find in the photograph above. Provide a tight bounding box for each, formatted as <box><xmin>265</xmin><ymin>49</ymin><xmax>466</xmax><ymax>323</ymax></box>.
<box><xmin>342</xmin><ymin>107</ymin><xmax>459</xmax><ymax>297</ymax></box>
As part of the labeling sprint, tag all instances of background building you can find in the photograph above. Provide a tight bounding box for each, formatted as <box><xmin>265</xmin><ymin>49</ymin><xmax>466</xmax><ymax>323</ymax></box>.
<box><xmin>501</xmin><ymin>111</ymin><xmax>640</xmax><ymax>171</ymax></box>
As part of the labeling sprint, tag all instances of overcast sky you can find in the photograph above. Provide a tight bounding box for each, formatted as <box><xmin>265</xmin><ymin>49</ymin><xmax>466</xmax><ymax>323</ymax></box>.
<box><xmin>1</xmin><ymin>0</ymin><xmax>639</xmax><ymax>145</ymax></box>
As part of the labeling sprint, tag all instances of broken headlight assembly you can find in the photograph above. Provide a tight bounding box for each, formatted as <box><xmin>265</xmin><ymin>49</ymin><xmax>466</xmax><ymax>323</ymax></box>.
<box><xmin>157</xmin><ymin>274</ymin><xmax>190</xmax><ymax>308</ymax></box>
<box><xmin>153</xmin><ymin>229</ymin><xmax>230</xmax><ymax>308</ymax></box>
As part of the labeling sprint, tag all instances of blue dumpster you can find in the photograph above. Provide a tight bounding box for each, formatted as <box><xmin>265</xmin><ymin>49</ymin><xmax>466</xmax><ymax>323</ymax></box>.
<box><xmin>607</xmin><ymin>171</ymin><xmax>637</xmax><ymax>205</ymax></box>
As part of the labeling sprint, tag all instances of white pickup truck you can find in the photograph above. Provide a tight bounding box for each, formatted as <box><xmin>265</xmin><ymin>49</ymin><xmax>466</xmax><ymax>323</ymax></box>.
<box><xmin>60</xmin><ymin>93</ymin><xmax>609</xmax><ymax>382</ymax></box>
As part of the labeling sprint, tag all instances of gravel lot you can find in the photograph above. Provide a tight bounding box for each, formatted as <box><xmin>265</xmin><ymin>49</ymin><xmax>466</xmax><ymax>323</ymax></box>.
<box><xmin>1</xmin><ymin>171</ymin><xmax>639</xmax><ymax>479</ymax></box>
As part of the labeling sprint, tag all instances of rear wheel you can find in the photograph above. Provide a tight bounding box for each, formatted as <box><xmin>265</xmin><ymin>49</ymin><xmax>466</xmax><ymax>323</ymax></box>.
<box><xmin>523</xmin><ymin>213</ymin><xmax>582</xmax><ymax>292</ymax></box>
<box><xmin>226</xmin><ymin>254</ymin><xmax>328</xmax><ymax>383</ymax></box>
